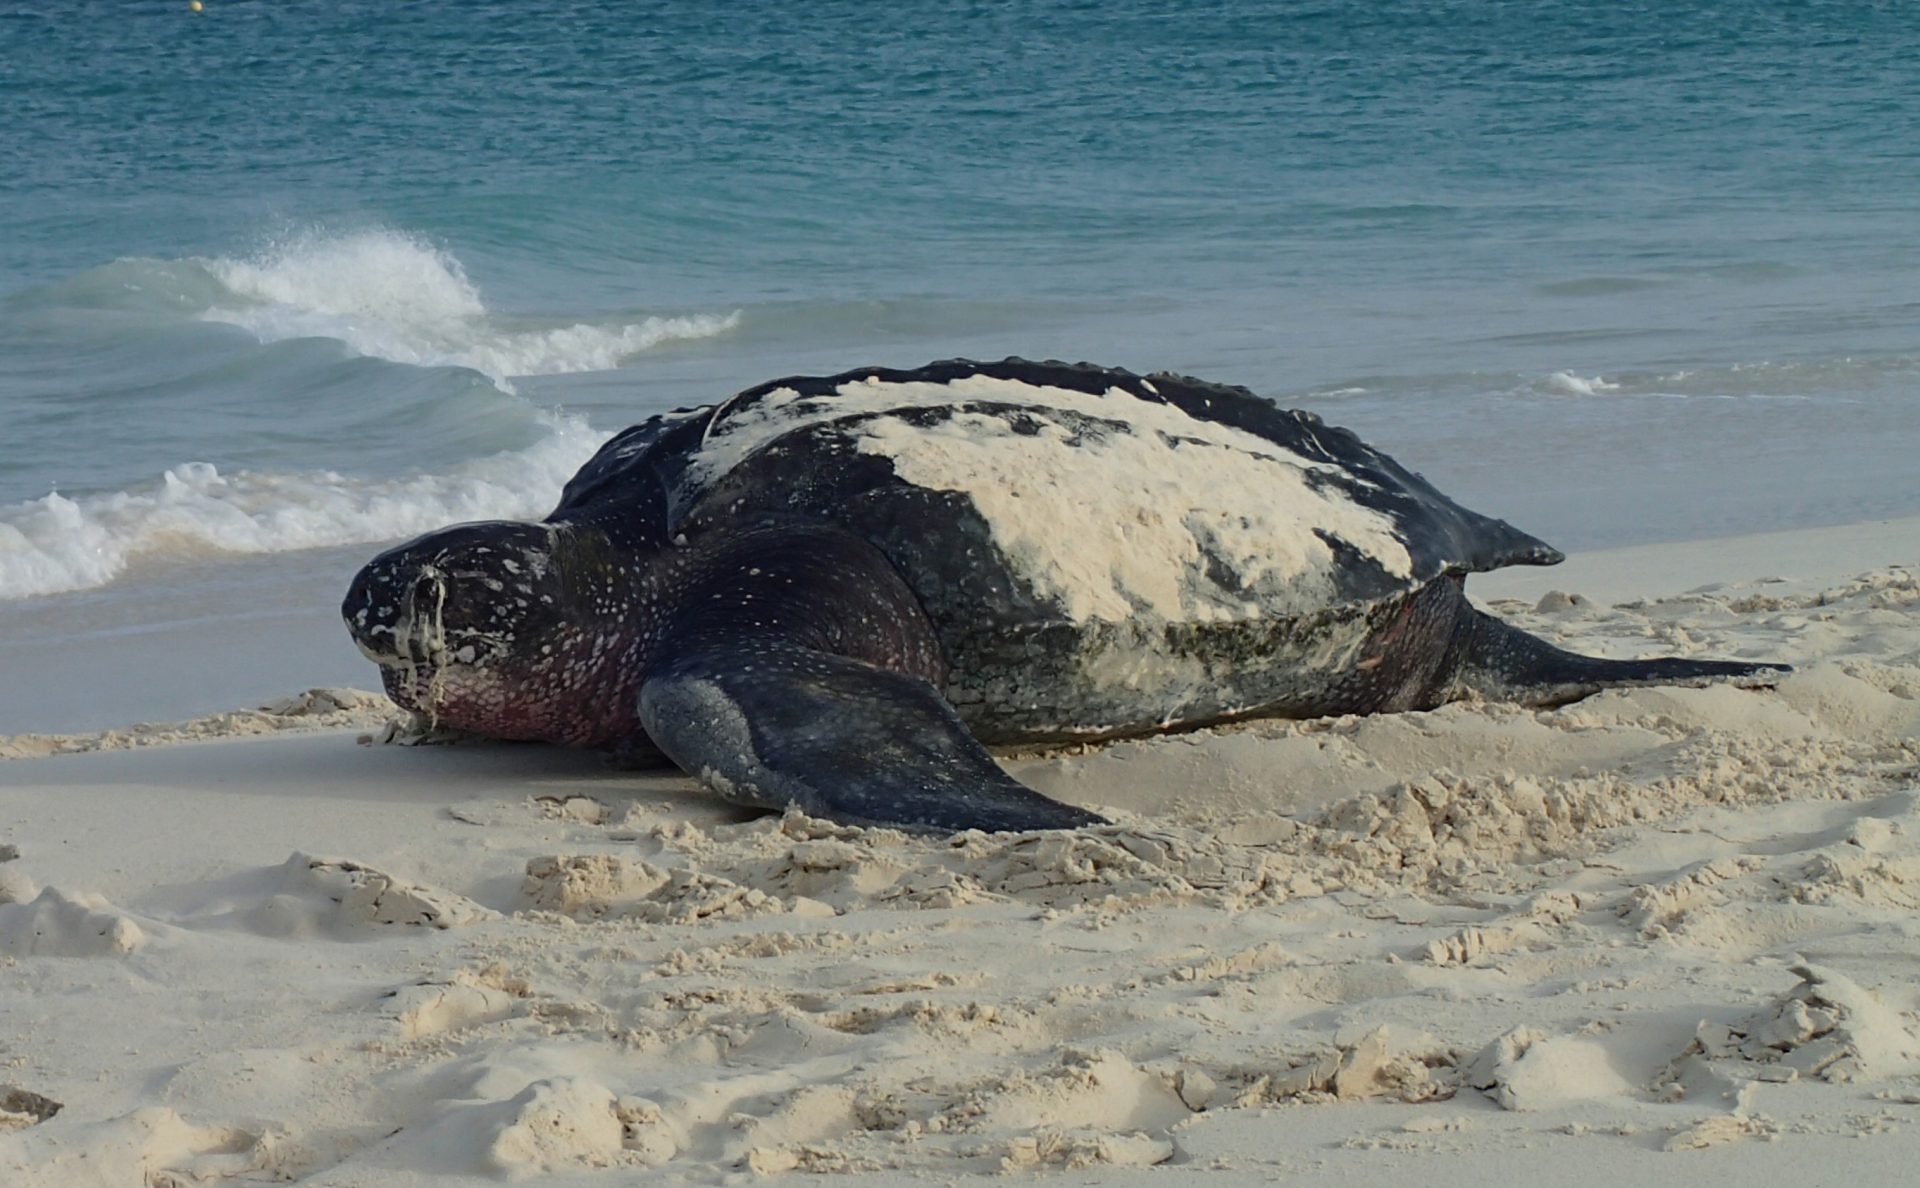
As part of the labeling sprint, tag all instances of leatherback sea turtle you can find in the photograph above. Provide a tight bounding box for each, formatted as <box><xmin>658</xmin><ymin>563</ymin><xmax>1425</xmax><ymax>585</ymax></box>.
<box><xmin>343</xmin><ymin>358</ymin><xmax>1784</xmax><ymax>833</ymax></box>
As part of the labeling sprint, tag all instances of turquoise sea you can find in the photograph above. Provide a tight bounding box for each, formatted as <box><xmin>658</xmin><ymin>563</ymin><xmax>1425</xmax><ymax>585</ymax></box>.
<box><xmin>1</xmin><ymin>0</ymin><xmax>1917</xmax><ymax>723</ymax></box>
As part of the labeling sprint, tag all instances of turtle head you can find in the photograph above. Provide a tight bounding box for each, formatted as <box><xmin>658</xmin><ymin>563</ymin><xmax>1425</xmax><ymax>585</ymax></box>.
<box><xmin>342</xmin><ymin>519</ymin><xmax>640</xmax><ymax>742</ymax></box>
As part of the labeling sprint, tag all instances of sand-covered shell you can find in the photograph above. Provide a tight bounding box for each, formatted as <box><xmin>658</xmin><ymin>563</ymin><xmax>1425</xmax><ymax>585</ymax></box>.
<box><xmin>559</xmin><ymin>358</ymin><xmax>1559</xmax><ymax>630</ymax></box>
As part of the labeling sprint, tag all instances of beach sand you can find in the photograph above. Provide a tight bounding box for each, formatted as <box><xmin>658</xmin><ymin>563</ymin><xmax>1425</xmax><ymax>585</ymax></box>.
<box><xmin>4</xmin><ymin>518</ymin><xmax>1920</xmax><ymax>1185</ymax></box>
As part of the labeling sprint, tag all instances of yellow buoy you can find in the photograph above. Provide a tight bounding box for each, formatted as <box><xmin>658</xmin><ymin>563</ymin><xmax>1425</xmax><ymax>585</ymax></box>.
<box><xmin>190</xmin><ymin>0</ymin><xmax>203</xmax><ymax>10</ymax></box>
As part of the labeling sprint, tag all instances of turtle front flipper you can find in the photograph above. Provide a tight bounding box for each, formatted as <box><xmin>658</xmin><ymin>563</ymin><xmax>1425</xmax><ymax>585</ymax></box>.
<box><xmin>638</xmin><ymin>644</ymin><xmax>1104</xmax><ymax>833</ymax></box>
<box><xmin>635</xmin><ymin>520</ymin><xmax>1103</xmax><ymax>834</ymax></box>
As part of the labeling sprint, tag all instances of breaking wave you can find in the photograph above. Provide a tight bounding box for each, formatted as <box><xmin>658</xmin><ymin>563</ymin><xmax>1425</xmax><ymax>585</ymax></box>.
<box><xmin>198</xmin><ymin>228</ymin><xmax>739</xmax><ymax>384</ymax></box>
<box><xmin>0</xmin><ymin>226</ymin><xmax>752</xmax><ymax>600</ymax></box>
<box><xmin>0</xmin><ymin>415</ymin><xmax>610</xmax><ymax>601</ymax></box>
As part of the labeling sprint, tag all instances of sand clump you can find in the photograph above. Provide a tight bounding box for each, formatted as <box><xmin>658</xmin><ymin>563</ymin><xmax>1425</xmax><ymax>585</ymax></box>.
<box><xmin>0</xmin><ymin>886</ymin><xmax>146</xmax><ymax>957</ymax></box>
<box><xmin>0</xmin><ymin>687</ymin><xmax>394</xmax><ymax>759</ymax></box>
<box><xmin>1658</xmin><ymin>962</ymin><xmax>1920</xmax><ymax>1089</ymax></box>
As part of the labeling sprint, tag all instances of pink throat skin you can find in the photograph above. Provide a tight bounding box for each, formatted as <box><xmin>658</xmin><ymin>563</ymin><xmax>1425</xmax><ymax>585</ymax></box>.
<box><xmin>377</xmin><ymin>631</ymin><xmax>643</xmax><ymax>747</ymax></box>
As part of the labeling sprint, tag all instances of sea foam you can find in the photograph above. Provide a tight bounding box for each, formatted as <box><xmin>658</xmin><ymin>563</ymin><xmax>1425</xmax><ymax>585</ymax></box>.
<box><xmin>0</xmin><ymin>416</ymin><xmax>609</xmax><ymax>601</ymax></box>
<box><xmin>1540</xmin><ymin>371</ymin><xmax>1622</xmax><ymax>397</ymax></box>
<box><xmin>199</xmin><ymin>228</ymin><xmax>739</xmax><ymax>384</ymax></box>
<box><xmin>0</xmin><ymin>228</ymin><xmax>747</xmax><ymax>601</ymax></box>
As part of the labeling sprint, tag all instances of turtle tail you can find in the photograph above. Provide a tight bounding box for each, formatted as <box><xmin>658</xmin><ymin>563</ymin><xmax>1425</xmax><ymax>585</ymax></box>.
<box><xmin>1450</xmin><ymin>607</ymin><xmax>1791</xmax><ymax>708</ymax></box>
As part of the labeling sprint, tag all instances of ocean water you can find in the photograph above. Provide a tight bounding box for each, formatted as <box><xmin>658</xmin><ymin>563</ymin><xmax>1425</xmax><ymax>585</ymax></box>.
<box><xmin>2</xmin><ymin>1</ymin><xmax>1917</xmax><ymax>722</ymax></box>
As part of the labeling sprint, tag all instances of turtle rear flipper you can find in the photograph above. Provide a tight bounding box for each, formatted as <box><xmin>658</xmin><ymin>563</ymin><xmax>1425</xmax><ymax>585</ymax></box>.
<box><xmin>1455</xmin><ymin>608</ymin><xmax>1791</xmax><ymax>708</ymax></box>
<box><xmin>638</xmin><ymin>644</ymin><xmax>1104</xmax><ymax>834</ymax></box>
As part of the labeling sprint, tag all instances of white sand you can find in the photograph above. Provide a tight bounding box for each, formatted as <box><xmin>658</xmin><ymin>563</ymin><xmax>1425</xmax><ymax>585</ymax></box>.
<box><xmin>4</xmin><ymin>518</ymin><xmax>1920</xmax><ymax>1185</ymax></box>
